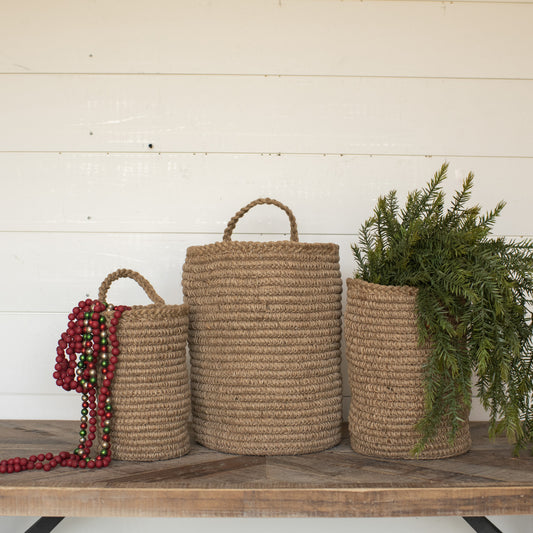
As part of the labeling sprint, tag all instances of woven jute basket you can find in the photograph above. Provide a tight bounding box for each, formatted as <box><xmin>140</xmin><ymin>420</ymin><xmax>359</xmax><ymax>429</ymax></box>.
<box><xmin>345</xmin><ymin>277</ymin><xmax>471</xmax><ymax>459</ymax></box>
<box><xmin>182</xmin><ymin>198</ymin><xmax>343</xmax><ymax>455</ymax></box>
<box><xmin>97</xmin><ymin>269</ymin><xmax>191</xmax><ymax>461</ymax></box>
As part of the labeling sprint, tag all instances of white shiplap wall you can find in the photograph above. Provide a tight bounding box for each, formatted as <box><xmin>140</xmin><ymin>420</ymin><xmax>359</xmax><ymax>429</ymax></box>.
<box><xmin>1</xmin><ymin>1</ymin><xmax>533</xmax><ymax>531</ymax></box>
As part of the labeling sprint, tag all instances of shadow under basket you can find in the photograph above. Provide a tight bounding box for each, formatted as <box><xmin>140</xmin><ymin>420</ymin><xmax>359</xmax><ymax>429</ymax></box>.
<box><xmin>345</xmin><ymin>277</ymin><xmax>471</xmax><ymax>459</ymax></box>
<box><xmin>97</xmin><ymin>269</ymin><xmax>191</xmax><ymax>461</ymax></box>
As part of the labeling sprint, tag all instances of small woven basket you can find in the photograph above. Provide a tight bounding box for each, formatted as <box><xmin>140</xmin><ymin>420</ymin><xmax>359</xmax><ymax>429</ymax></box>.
<box><xmin>345</xmin><ymin>277</ymin><xmax>471</xmax><ymax>459</ymax></box>
<box><xmin>182</xmin><ymin>198</ymin><xmax>343</xmax><ymax>455</ymax></box>
<box><xmin>98</xmin><ymin>269</ymin><xmax>191</xmax><ymax>461</ymax></box>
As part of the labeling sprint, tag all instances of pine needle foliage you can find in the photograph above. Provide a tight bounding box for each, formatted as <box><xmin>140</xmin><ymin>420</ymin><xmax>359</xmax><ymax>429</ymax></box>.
<box><xmin>352</xmin><ymin>163</ymin><xmax>533</xmax><ymax>454</ymax></box>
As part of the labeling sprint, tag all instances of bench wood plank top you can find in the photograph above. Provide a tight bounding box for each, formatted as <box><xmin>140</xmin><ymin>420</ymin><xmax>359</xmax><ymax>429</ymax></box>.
<box><xmin>1</xmin><ymin>421</ymin><xmax>532</xmax><ymax>518</ymax></box>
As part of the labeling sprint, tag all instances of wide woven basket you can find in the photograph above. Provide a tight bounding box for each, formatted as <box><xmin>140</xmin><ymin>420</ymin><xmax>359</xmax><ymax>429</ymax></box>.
<box><xmin>97</xmin><ymin>269</ymin><xmax>191</xmax><ymax>461</ymax></box>
<box><xmin>182</xmin><ymin>198</ymin><xmax>343</xmax><ymax>455</ymax></box>
<box><xmin>345</xmin><ymin>277</ymin><xmax>471</xmax><ymax>459</ymax></box>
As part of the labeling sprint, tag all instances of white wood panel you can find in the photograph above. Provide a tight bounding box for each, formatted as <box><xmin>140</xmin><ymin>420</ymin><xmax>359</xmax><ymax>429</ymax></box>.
<box><xmin>0</xmin><ymin>153</ymin><xmax>530</xmax><ymax>235</ymax></box>
<box><xmin>1</xmin><ymin>1</ymin><xmax>532</xmax><ymax>78</ymax></box>
<box><xmin>1</xmin><ymin>75</ymin><xmax>532</xmax><ymax>155</ymax></box>
<box><xmin>0</xmin><ymin>311</ymin><xmax>485</xmax><ymax>421</ymax></box>
<box><xmin>0</xmin><ymin>394</ymin><xmax>81</xmax><ymax>420</ymax></box>
<box><xmin>0</xmin><ymin>518</ymin><xmax>489</xmax><ymax>533</ymax></box>
<box><xmin>0</xmin><ymin>313</ymin><xmax>83</xmax><ymax>419</ymax></box>
<box><xmin>0</xmin><ymin>233</ymin><xmax>356</xmax><ymax>312</ymax></box>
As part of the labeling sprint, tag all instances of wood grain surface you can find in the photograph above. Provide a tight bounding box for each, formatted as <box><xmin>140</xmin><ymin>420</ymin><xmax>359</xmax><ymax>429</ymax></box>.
<box><xmin>1</xmin><ymin>421</ymin><xmax>532</xmax><ymax>518</ymax></box>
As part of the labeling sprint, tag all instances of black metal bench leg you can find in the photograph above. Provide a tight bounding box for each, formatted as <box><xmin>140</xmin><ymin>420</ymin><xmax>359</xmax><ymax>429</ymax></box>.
<box><xmin>463</xmin><ymin>517</ymin><xmax>503</xmax><ymax>533</ymax></box>
<box><xmin>25</xmin><ymin>517</ymin><xmax>64</xmax><ymax>533</ymax></box>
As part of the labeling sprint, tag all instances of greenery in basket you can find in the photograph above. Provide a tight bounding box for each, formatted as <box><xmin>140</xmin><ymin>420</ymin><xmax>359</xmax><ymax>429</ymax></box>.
<box><xmin>352</xmin><ymin>163</ymin><xmax>533</xmax><ymax>454</ymax></box>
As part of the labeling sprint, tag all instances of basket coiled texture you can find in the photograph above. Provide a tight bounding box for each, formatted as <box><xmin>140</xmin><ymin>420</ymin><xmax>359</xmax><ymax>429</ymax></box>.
<box><xmin>345</xmin><ymin>277</ymin><xmax>471</xmax><ymax>459</ymax></box>
<box><xmin>182</xmin><ymin>198</ymin><xmax>343</xmax><ymax>455</ymax></box>
<box><xmin>98</xmin><ymin>269</ymin><xmax>191</xmax><ymax>461</ymax></box>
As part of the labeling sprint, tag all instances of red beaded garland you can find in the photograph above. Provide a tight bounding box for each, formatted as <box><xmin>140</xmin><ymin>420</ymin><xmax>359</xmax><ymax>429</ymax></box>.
<box><xmin>0</xmin><ymin>298</ymin><xmax>129</xmax><ymax>474</ymax></box>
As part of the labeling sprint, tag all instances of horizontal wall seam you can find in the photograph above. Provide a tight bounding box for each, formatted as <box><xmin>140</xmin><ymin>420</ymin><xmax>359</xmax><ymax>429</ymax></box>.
<box><xmin>0</xmin><ymin>151</ymin><xmax>532</xmax><ymax>159</ymax></box>
<box><xmin>0</xmin><ymin>73</ymin><xmax>532</xmax><ymax>81</ymax></box>
<box><xmin>0</xmin><ymin>230</ymin><xmax>527</xmax><ymax>238</ymax></box>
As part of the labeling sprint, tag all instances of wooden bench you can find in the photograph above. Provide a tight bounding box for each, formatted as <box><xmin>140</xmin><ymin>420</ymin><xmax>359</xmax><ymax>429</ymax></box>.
<box><xmin>1</xmin><ymin>421</ymin><xmax>532</xmax><ymax>532</ymax></box>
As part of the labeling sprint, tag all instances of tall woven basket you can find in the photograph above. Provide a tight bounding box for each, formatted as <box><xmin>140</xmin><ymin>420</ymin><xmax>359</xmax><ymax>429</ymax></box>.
<box><xmin>182</xmin><ymin>198</ymin><xmax>343</xmax><ymax>455</ymax></box>
<box><xmin>97</xmin><ymin>269</ymin><xmax>191</xmax><ymax>461</ymax></box>
<box><xmin>345</xmin><ymin>278</ymin><xmax>471</xmax><ymax>459</ymax></box>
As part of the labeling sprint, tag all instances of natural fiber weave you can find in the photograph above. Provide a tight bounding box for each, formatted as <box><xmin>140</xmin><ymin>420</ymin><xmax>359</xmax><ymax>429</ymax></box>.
<box><xmin>182</xmin><ymin>198</ymin><xmax>343</xmax><ymax>455</ymax></box>
<box><xmin>345</xmin><ymin>277</ymin><xmax>471</xmax><ymax>459</ymax></box>
<box><xmin>97</xmin><ymin>269</ymin><xmax>191</xmax><ymax>461</ymax></box>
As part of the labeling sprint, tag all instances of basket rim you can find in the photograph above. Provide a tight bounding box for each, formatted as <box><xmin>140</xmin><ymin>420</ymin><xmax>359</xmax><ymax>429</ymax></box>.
<box><xmin>347</xmin><ymin>277</ymin><xmax>419</xmax><ymax>296</ymax></box>
<box><xmin>186</xmin><ymin>240</ymin><xmax>339</xmax><ymax>257</ymax></box>
<box><xmin>105</xmin><ymin>303</ymin><xmax>189</xmax><ymax>318</ymax></box>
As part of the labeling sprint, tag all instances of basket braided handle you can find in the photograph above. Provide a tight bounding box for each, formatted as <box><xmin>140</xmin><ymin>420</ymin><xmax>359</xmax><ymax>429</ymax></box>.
<box><xmin>223</xmin><ymin>198</ymin><xmax>299</xmax><ymax>242</ymax></box>
<box><xmin>98</xmin><ymin>269</ymin><xmax>166</xmax><ymax>305</ymax></box>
